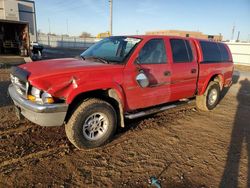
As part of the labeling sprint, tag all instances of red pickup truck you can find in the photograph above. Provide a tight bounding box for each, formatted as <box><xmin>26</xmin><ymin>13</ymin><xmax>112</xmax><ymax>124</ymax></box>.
<box><xmin>8</xmin><ymin>35</ymin><xmax>233</xmax><ymax>149</ymax></box>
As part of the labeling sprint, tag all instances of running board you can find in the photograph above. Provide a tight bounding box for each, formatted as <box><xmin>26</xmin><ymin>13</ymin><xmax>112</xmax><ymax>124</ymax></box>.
<box><xmin>125</xmin><ymin>100</ymin><xmax>191</xmax><ymax>119</ymax></box>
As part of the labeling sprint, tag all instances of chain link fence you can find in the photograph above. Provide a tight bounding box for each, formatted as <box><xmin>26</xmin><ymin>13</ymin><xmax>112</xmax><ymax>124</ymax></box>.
<box><xmin>38</xmin><ymin>34</ymin><xmax>100</xmax><ymax>49</ymax></box>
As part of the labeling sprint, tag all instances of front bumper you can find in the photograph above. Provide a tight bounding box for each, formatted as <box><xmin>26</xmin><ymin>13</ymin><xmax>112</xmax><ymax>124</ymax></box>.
<box><xmin>8</xmin><ymin>84</ymin><xmax>68</xmax><ymax>126</ymax></box>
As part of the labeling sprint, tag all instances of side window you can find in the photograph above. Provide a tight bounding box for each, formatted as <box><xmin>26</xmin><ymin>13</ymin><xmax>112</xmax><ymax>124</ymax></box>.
<box><xmin>124</xmin><ymin>42</ymin><xmax>135</xmax><ymax>54</ymax></box>
<box><xmin>218</xmin><ymin>43</ymin><xmax>230</xmax><ymax>62</ymax></box>
<box><xmin>138</xmin><ymin>39</ymin><xmax>167</xmax><ymax>64</ymax></box>
<box><xmin>186</xmin><ymin>40</ymin><xmax>194</xmax><ymax>61</ymax></box>
<box><xmin>200</xmin><ymin>41</ymin><xmax>221</xmax><ymax>62</ymax></box>
<box><xmin>170</xmin><ymin>39</ymin><xmax>193</xmax><ymax>63</ymax></box>
<box><xmin>93</xmin><ymin>40</ymin><xmax>119</xmax><ymax>57</ymax></box>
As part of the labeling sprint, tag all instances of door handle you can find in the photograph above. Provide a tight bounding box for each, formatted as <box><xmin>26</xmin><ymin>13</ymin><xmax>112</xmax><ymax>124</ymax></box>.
<box><xmin>191</xmin><ymin>69</ymin><xmax>197</xmax><ymax>74</ymax></box>
<box><xmin>164</xmin><ymin>71</ymin><xmax>171</xmax><ymax>76</ymax></box>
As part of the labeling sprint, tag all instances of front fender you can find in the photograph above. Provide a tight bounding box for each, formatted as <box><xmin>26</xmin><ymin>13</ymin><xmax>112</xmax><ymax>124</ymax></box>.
<box><xmin>66</xmin><ymin>81</ymin><xmax>125</xmax><ymax>106</ymax></box>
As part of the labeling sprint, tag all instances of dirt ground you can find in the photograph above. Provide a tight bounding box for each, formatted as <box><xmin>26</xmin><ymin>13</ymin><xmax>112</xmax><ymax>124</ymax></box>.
<box><xmin>0</xmin><ymin>52</ymin><xmax>250</xmax><ymax>187</ymax></box>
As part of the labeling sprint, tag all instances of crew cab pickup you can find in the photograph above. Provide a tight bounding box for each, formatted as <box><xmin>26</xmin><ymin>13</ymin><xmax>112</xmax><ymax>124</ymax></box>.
<box><xmin>8</xmin><ymin>35</ymin><xmax>233</xmax><ymax>149</ymax></box>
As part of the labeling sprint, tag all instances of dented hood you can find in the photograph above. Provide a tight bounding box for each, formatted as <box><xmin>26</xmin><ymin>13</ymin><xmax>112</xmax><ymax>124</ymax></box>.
<box><xmin>20</xmin><ymin>58</ymin><xmax>121</xmax><ymax>80</ymax></box>
<box><xmin>18</xmin><ymin>58</ymin><xmax>124</xmax><ymax>98</ymax></box>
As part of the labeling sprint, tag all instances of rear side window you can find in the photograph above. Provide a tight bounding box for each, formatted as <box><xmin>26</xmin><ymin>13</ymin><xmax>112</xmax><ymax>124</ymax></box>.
<box><xmin>200</xmin><ymin>41</ymin><xmax>230</xmax><ymax>62</ymax></box>
<box><xmin>138</xmin><ymin>39</ymin><xmax>167</xmax><ymax>64</ymax></box>
<box><xmin>218</xmin><ymin>43</ymin><xmax>230</xmax><ymax>61</ymax></box>
<box><xmin>170</xmin><ymin>39</ymin><xmax>193</xmax><ymax>63</ymax></box>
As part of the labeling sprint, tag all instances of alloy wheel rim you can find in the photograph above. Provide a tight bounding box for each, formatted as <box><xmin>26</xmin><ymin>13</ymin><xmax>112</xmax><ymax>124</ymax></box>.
<box><xmin>82</xmin><ymin>112</ymin><xmax>109</xmax><ymax>141</ymax></box>
<box><xmin>208</xmin><ymin>88</ymin><xmax>218</xmax><ymax>106</ymax></box>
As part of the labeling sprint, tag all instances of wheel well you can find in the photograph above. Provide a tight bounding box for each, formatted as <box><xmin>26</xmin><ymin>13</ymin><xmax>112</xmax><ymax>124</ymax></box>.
<box><xmin>210</xmin><ymin>74</ymin><xmax>223</xmax><ymax>90</ymax></box>
<box><xmin>64</xmin><ymin>90</ymin><xmax>121</xmax><ymax>126</ymax></box>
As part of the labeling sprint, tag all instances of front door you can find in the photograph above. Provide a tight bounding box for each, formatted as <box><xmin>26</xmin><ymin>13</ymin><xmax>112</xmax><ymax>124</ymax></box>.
<box><xmin>123</xmin><ymin>38</ymin><xmax>172</xmax><ymax>111</ymax></box>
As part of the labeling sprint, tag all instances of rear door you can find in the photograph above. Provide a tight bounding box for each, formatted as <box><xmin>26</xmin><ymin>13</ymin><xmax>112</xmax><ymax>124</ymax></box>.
<box><xmin>123</xmin><ymin>38</ymin><xmax>172</xmax><ymax>110</ymax></box>
<box><xmin>168</xmin><ymin>38</ymin><xmax>198</xmax><ymax>101</ymax></box>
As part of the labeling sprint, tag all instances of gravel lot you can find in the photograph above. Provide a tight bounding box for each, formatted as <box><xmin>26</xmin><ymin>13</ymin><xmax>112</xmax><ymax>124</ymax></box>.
<box><xmin>0</xmin><ymin>50</ymin><xmax>250</xmax><ymax>187</ymax></box>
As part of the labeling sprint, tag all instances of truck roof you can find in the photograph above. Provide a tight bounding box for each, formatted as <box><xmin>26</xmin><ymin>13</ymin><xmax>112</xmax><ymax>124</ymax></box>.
<box><xmin>124</xmin><ymin>35</ymin><xmax>222</xmax><ymax>43</ymax></box>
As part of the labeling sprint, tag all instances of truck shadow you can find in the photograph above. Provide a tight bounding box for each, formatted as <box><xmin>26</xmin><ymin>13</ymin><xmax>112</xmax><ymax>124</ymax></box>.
<box><xmin>219</xmin><ymin>78</ymin><xmax>250</xmax><ymax>187</ymax></box>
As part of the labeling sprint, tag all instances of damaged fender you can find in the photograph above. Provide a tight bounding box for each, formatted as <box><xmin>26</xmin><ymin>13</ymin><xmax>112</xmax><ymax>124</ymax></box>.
<box><xmin>66</xmin><ymin>81</ymin><xmax>126</xmax><ymax>127</ymax></box>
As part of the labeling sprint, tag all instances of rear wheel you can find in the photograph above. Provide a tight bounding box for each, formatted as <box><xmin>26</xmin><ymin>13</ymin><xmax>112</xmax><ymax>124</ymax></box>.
<box><xmin>196</xmin><ymin>81</ymin><xmax>220</xmax><ymax>111</ymax></box>
<box><xmin>65</xmin><ymin>98</ymin><xmax>117</xmax><ymax>149</ymax></box>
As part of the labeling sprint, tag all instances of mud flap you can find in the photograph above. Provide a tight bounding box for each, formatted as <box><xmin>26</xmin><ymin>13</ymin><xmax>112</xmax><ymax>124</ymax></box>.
<box><xmin>14</xmin><ymin>106</ymin><xmax>23</xmax><ymax>120</ymax></box>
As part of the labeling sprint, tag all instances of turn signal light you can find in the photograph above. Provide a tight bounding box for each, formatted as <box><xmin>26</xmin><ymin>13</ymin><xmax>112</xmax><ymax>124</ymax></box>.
<box><xmin>27</xmin><ymin>95</ymin><xmax>36</xmax><ymax>102</ymax></box>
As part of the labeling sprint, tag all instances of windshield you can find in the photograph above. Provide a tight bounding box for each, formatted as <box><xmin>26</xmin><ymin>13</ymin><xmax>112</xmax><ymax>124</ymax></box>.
<box><xmin>81</xmin><ymin>36</ymin><xmax>141</xmax><ymax>63</ymax></box>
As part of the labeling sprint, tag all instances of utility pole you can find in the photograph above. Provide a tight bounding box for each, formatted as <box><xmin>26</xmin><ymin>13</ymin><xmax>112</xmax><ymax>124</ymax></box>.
<box><xmin>236</xmin><ymin>31</ymin><xmax>240</xmax><ymax>42</ymax></box>
<box><xmin>67</xmin><ymin>19</ymin><xmax>69</xmax><ymax>36</ymax></box>
<box><xmin>109</xmin><ymin>0</ymin><xmax>113</xmax><ymax>36</ymax></box>
<box><xmin>231</xmin><ymin>24</ymin><xmax>235</xmax><ymax>40</ymax></box>
<box><xmin>48</xmin><ymin>18</ymin><xmax>51</xmax><ymax>34</ymax></box>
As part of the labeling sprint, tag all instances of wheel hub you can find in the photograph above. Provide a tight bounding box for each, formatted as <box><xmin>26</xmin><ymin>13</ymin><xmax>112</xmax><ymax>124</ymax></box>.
<box><xmin>83</xmin><ymin>113</ymin><xmax>108</xmax><ymax>141</ymax></box>
<box><xmin>208</xmin><ymin>88</ymin><xmax>218</xmax><ymax>106</ymax></box>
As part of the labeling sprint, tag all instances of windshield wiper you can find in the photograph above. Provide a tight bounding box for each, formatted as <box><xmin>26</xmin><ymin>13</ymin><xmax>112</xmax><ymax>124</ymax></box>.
<box><xmin>81</xmin><ymin>56</ymin><xmax>109</xmax><ymax>64</ymax></box>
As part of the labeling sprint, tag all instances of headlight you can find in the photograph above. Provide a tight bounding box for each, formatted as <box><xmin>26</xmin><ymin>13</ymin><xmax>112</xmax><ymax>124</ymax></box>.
<box><xmin>28</xmin><ymin>86</ymin><xmax>54</xmax><ymax>104</ymax></box>
<box><xmin>31</xmin><ymin>87</ymin><xmax>41</xmax><ymax>98</ymax></box>
<box><xmin>41</xmin><ymin>92</ymin><xmax>54</xmax><ymax>104</ymax></box>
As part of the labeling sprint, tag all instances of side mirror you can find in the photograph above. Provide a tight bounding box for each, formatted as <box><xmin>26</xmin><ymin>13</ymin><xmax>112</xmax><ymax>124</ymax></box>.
<box><xmin>136</xmin><ymin>71</ymin><xmax>149</xmax><ymax>88</ymax></box>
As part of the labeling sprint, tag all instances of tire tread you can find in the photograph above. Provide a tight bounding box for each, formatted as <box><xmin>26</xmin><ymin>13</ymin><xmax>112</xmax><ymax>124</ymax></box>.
<box><xmin>196</xmin><ymin>81</ymin><xmax>220</xmax><ymax>111</ymax></box>
<box><xmin>65</xmin><ymin>98</ymin><xmax>116</xmax><ymax>149</ymax></box>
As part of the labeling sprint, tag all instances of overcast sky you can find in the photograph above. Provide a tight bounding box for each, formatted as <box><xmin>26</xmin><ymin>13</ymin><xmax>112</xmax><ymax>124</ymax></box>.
<box><xmin>35</xmin><ymin>0</ymin><xmax>250</xmax><ymax>40</ymax></box>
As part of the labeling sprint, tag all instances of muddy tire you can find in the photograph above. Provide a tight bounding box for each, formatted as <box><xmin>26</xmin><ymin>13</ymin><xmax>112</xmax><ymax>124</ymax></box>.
<box><xmin>196</xmin><ymin>81</ymin><xmax>220</xmax><ymax>111</ymax></box>
<box><xmin>65</xmin><ymin>98</ymin><xmax>117</xmax><ymax>149</ymax></box>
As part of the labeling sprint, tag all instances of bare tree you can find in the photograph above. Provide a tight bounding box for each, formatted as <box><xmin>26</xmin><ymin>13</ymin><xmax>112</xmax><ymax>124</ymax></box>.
<box><xmin>79</xmin><ymin>32</ymin><xmax>92</xmax><ymax>38</ymax></box>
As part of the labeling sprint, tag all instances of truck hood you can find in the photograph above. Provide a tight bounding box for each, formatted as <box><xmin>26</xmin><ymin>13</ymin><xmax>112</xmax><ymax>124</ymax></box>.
<box><xmin>19</xmin><ymin>58</ymin><xmax>124</xmax><ymax>99</ymax></box>
<box><xmin>20</xmin><ymin>58</ymin><xmax>123</xmax><ymax>80</ymax></box>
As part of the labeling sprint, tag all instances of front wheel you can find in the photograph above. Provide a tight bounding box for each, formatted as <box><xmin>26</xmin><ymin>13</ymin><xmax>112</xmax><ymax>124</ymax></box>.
<box><xmin>65</xmin><ymin>98</ymin><xmax>117</xmax><ymax>149</ymax></box>
<box><xmin>196</xmin><ymin>81</ymin><xmax>221</xmax><ymax>111</ymax></box>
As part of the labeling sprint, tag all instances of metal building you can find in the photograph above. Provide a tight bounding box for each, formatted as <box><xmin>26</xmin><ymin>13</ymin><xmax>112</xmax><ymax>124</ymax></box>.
<box><xmin>0</xmin><ymin>0</ymin><xmax>37</xmax><ymax>55</ymax></box>
<box><xmin>146</xmin><ymin>30</ymin><xmax>223</xmax><ymax>41</ymax></box>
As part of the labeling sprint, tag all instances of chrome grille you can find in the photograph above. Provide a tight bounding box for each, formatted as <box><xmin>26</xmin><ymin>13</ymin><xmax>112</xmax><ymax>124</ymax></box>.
<box><xmin>10</xmin><ymin>74</ymin><xmax>29</xmax><ymax>98</ymax></box>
